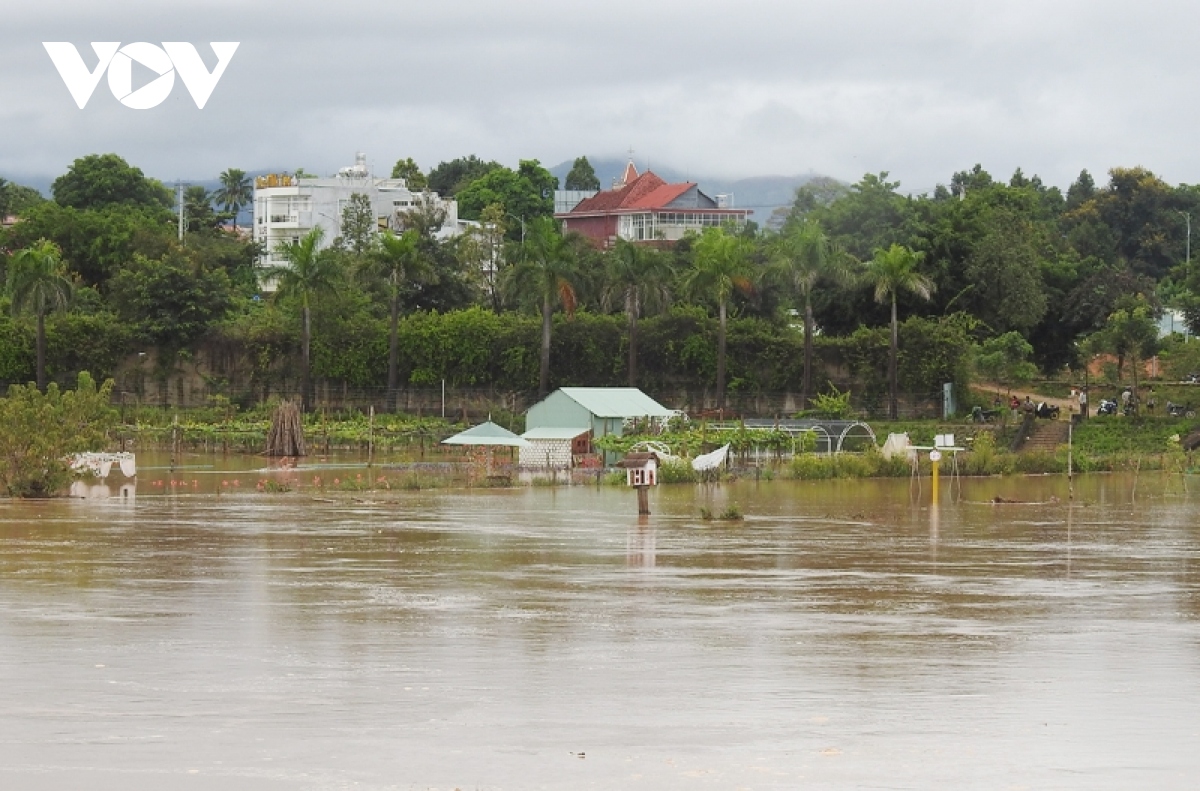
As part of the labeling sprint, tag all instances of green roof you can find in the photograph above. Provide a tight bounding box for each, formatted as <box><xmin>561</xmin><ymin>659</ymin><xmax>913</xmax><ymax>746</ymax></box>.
<box><xmin>556</xmin><ymin>387</ymin><xmax>675</xmax><ymax>418</ymax></box>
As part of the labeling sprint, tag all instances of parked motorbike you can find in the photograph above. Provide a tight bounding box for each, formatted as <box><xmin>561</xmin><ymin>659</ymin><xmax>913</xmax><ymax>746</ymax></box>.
<box><xmin>1035</xmin><ymin>402</ymin><xmax>1060</xmax><ymax>419</ymax></box>
<box><xmin>1167</xmin><ymin>401</ymin><xmax>1196</xmax><ymax>418</ymax></box>
<box><xmin>970</xmin><ymin>406</ymin><xmax>1002</xmax><ymax>423</ymax></box>
<box><xmin>1097</xmin><ymin>398</ymin><xmax>1118</xmax><ymax>416</ymax></box>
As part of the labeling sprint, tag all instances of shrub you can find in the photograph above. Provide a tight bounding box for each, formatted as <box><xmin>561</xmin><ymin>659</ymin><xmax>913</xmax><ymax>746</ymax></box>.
<box><xmin>0</xmin><ymin>372</ymin><xmax>116</xmax><ymax>497</ymax></box>
<box><xmin>658</xmin><ymin>459</ymin><xmax>699</xmax><ymax>484</ymax></box>
<box><xmin>718</xmin><ymin>504</ymin><xmax>744</xmax><ymax>520</ymax></box>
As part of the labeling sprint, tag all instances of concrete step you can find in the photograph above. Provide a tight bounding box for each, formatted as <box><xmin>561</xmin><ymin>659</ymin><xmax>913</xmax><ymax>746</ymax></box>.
<box><xmin>1021</xmin><ymin>420</ymin><xmax>1070</xmax><ymax>453</ymax></box>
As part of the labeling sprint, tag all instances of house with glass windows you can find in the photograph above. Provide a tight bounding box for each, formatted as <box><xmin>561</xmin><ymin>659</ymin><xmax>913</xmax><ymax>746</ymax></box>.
<box><xmin>555</xmin><ymin>161</ymin><xmax>751</xmax><ymax>248</ymax></box>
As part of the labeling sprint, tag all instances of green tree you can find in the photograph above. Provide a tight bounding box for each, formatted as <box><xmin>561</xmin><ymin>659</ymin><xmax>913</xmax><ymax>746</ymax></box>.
<box><xmin>336</xmin><ymin>193</ymin><xmax>376</xmax><ymax>257</ymax></box>
<box><xmin>214</xmin><ymin>168</ymin><xmax>252</xmax><ymax>229</ymax></box>
<box><xmin>975</xmin><ymin>331</ymin><xmax>1038</xmax><ymax>394</ymax></box>
<box><xmin>1</xmin><ymin>201</ymin><xmax>173</xmax><ymax>288</ymax></box>
<box><xmin>1070</xmin><ymin>166</ymin><xmax>1186</xmax><ymax>280</ymax></box>
<box><xmin>601</xmin><ymin>239</ymin><xmax>674</xmax><ymax>386</ymax></box>
<box><xmin>457</xmin><ymin>203</ymin><xmax>509</xmax><ymax>312</ymax></box>
<box><xmin>267</xmin><ymin>227</ymin><xmax>343</xmax><ymax>410</ymax></box>
<box><xmin>0</xmin><ymin>178</ymin><xmax>45</xmax><ymax>217</ymax></box>
<box><xmin>456</xmin><ymin>160</ymin><xmax>558</xmax><ymax>235</ymax></box>
<box><xmin>680</xmin><ymin>227</ymin><xmax>756</xmax><ymax>409</ymax></box>
<box><xmin>361</xmin><ymin>229</ymin><xmax>433</xmax><ymax>404</ymax></box>
<box><xmin>183</xmin><ymin>185</ymin><xmax>221</xmax><ymax>234</ymax></box>
<box><xmin>1066</xmin><ymin>169</ymin><xmax>1096</xmax><ymax>210</ymax></box>
<box><xmin>506</xmin><ymin>217</ymin><xmax>582</xmax><ymax>397</ymax></box>
<box><xmin>393</xmin><ymin>196</ymin><xmax>477</xmax><ymax>313</ymax></box>
<box><xmin>1087</xmin><ymin>297</ymin><xmax>1160</xmax><ymax>407</ymax></box>
<box><xmin>427</xmin><ymin>155</ymin><xmax>502</xmax><ymax>197</ymax></box>
<box><xmin>782</xmin><ymin>176</ymin><xmax>850</xmax><ymax>225</ymax></box>
<box><xmin>390</xmin><ymin>157</ymin><xmax>428</xmax><ymax>191</ymax></box>
<box><xmin>809</xmin><ymin>172</ymin><xmax>914</xmax><ymax>261</ymax></box>
<box><xmin>0</xmin><ymin>372</ymin><xmax>115</xmax><ymax>497</ymax></box>
<box><xmin>863</xmin><ymin>243</ymin><xmax>935</xmax><ymax>419</ymax></box>
<box><xmin>769</xmin><ymin>220</ymin><xmax>854</xmax><ymax>408</ymax></box>
<box><xmin>565</xmin><ymin>156</ymin><xmax>600</xmax><ymax>191</ymax></box>
<box><xmin>51</xmin><ymin>153</ymin><xmax>172</xmax><ymax>210</ymax></box>
<box><xmin>107</xmin><ymin>249</ymin><xmax>236</xmax><ymax>349</ymax></box>
<box><xmin>961</xmin><ymin>210</ymin><xmax>1048</xmax><ymax>334</ymax></box>
<box><xmin>7</xmin><ymin>239</ymin><xmax>74</xmax><ymax>391</ymax></box>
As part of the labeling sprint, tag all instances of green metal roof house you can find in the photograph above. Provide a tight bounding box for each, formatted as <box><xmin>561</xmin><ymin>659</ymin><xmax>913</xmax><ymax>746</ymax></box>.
<box><xmin>521</xmin><ymin>388</ymin><xmax>676</xmax><ymax>467</ymax></box>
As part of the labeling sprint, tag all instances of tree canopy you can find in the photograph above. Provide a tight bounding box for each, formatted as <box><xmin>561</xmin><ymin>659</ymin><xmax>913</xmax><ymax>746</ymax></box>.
<box><xmin>565</xmin><ymin>156</ymin><xmax>600</xmax><ymax>191</ymax></box>
<box><xmin>51</xmin><ymin>153</ymin><xmax>172</xmax><ymax>210</ymax></box>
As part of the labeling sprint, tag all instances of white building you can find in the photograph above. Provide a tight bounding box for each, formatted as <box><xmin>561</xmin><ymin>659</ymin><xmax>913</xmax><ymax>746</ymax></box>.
<box><xmin>253</xmin><ymin>153</ymin><xmax>466</xmax><ymax>279</ymax></box>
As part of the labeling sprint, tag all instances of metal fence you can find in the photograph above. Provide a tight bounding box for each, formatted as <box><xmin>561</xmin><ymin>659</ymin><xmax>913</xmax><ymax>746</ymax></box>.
<box><xmin>94</xmin><ymin>382</ymin><xmax>945</xmax><ymax>422</ymax></box>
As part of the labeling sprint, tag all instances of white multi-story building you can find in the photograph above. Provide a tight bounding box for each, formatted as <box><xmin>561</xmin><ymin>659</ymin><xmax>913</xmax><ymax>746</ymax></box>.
<box><xmin>253</xmin><ymin>153</ymin><xmax>465</xmax><ymax>278</ymax></box>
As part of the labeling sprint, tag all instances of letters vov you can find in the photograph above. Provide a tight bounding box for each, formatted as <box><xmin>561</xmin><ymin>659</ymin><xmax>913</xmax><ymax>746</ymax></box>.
<box><xmin>43</xmin><ymin>42</ymin><xmax>239</xmax><ymax>109</ymax></box>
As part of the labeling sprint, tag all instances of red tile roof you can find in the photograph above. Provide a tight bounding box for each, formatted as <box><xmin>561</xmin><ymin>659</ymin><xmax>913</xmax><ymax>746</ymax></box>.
<box><xmin>629</xmin><ymin>183</ymin><xmax>692</xmax><ymax>209</ymax></box>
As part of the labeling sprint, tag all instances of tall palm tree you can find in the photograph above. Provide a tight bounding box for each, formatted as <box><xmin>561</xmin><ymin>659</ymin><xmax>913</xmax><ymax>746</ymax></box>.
<box><xmin>602</xmin><ymin>239</ymin><xmax>674</xmax><ymax>387</ymax></box>
<box><xmin>7</xmin><ymin>239</ymin><xmax>73</xmax><ymax>392</ymax></box>
<box><xmin>770</xmin><ymin>220</ymin><xmax>854</xmax><ymax>409</ymax></box>
<box><xmin>863</xmin><ymin>243</ymin><xmax>935</xmax><ymax>419</ymax></box>
<box><xmin>679</xmin><ymin>227</ymin><xmax>755</xmax><ymax>410</ymax></box>
<box><xmin>506</xmin><ymin>217</ymin><xmax>581</xmax><ymax>398</ymax></box>
<box><xmin>215</xmin><ymin>168</ymin><xmax>252</xmax><ymax>231</ymax></box>
<box><xmin>267</xmin><ymin>227</ymin><xmax>342</xmax><ymax>411</ymax></box>
<box><xmin>361</xmin><ymin>229</ymin><xmax>432</xmax><ymax>406</ymax></box>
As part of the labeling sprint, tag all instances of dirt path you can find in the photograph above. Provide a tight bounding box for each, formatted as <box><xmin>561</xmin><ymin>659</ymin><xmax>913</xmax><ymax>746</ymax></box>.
<box><xmin>971</xmin><ymin>383</ymin><xmax>1076</xmax><ymax>412</ymax></box>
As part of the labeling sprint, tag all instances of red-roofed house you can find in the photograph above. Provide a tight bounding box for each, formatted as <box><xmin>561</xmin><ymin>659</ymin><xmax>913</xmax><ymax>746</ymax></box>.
<box><xmin>556</xmin><ymin>162</ymin><xmax>751</xmax><ymax>248</ymax></box>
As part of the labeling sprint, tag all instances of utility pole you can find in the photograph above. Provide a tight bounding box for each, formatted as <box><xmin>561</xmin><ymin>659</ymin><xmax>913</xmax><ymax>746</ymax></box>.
<box><xmin>176</xmin><ymin>180</ymin><xmax>190</xmax><ymax>243</ymax></box>
<box><xmin>506</xmin><ymin>212</ymin><xmax>525</xmax><ymax>244</ymax></box>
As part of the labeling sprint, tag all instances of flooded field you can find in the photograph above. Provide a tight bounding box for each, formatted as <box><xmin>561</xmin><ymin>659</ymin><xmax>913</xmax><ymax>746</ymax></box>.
<box><xmin>1</xmin><ymin>464</ymin><xmax>1198</xmax><ymax>789</ymax></box>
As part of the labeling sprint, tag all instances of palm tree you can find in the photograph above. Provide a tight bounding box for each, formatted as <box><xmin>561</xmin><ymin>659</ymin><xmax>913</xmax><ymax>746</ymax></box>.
<box><xmin>679</xmin><ymin>227</ymin><xmax>755</xmax><ymax>410</ymax></box>
<box><xmin>602</xmin><ymin>239</ymin><xmax>674</xmax><ymax>387</ymax></box>
<box><xmin>361</xmin><ymin>229</ymin><xmax>432</xmax><ymax>407</ymax></box>
<box><xmin>266</xmin><ymin>227</ymin><xmax>342</xmax><ymax>411</ymax></box>
<box><xmin>506</xmin><ymin>216</ymin><xmax>581</xmax><ymax>398</ymax></box>
<box><xmin>770</xmin><ymin>220</ymin><xmax>854</xmax><ymax>409</ymax></box>
<box><xmin>863</xmin><ymin>243</ymin><xmax>935</xmax><ymax>419</ymax></box>
<box><xmin>215</xmin><ymin>168</ymin><xmax>252</xmax><ymax>231</ymax></box>
<box><xmin>7</xmin><ymin>239</ymin><xmax>73</xmax><ymax>392</ymax></box>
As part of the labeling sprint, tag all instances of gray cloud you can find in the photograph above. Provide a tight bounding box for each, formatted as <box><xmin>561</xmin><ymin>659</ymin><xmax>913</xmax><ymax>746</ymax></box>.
<box><xmin>3</xmin><ymin>0</ymin><xmax>1199</xmax><ymax>192</ymax></box>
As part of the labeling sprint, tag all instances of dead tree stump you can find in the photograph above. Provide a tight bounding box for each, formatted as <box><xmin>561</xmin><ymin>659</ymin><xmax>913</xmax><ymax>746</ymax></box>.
<box><xmin>265</xmin><ymin>401</ymin><xmax>307</xmax><ymax>457</ymax></box>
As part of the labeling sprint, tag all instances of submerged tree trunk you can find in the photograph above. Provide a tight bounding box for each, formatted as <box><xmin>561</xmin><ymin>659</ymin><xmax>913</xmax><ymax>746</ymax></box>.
<box><xmin>539</xmin><ymin>293</ymin><xmax>552</xmax><ymax>398</ymax></box>
<box><xmin>265</xmin><ymin>400</ymin><xmax>307</xmax><ymax>456</ymax></box>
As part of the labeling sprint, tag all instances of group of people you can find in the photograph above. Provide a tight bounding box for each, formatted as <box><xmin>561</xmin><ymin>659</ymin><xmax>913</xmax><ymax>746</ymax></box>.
<box><xmin>1004</xmin><ymin>394</ymin><xmax>1059</xmax><ymax>419</ymax></box>
<box><xmin>1073</xmin><ymin>386</ymin><xmax>1158</xmax><ymax>418</ymax></box>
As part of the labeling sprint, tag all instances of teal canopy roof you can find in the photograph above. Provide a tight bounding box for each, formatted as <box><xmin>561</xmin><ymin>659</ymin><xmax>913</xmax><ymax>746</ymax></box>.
<box><xmin>441</xmin><ymin>421</ymin><xmax>531</xmax><ymax>447</ymax></box>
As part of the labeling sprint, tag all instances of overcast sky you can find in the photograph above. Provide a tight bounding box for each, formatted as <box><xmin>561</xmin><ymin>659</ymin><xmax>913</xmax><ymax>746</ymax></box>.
<box><xmin>3</xmin><ymin>0</ymin><xmax>1198</xmax><ymax>194</ymax></box>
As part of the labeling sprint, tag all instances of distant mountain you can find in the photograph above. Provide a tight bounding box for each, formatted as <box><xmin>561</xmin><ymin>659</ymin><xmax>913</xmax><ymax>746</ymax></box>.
<box><xmin>549</xmin><ymin>157</ymin><xmax>825</xmax><ymax>223</ymax></box>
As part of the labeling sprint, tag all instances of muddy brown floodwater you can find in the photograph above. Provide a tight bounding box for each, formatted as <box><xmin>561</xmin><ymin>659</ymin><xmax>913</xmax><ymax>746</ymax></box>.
<box><xmin>1</xmin><ymin>468</ymin><xmax>1199</xmax><ymax>790</ymax></box>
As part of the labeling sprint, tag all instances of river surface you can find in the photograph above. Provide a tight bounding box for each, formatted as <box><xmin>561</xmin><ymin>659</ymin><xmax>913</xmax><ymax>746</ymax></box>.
<box><xmin>1</xmin><ymin>465</ymin><xmax>1198</xmax><ymax>790</ymax></box>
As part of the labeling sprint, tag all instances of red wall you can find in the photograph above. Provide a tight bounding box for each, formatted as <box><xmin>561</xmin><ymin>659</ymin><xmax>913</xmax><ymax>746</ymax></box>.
<box><xmin>562</xmin><ymin>215</ymin><xmax>617</xmax><ymax>246</ymax></box>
